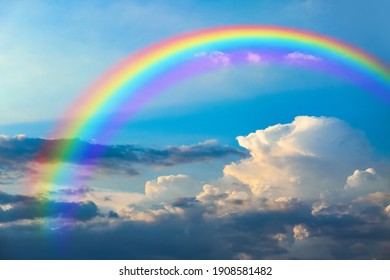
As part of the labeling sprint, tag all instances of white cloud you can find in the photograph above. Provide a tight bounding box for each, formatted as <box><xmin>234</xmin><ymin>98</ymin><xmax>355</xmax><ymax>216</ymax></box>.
<box><xmin>224</xmin><ymin>116</ymin><xmax>374</xmax><ymax>200</ymax></box>
<box><xmin>285</xmin><ymin>51</ymin><xmax>321</xmax><ymax>62</ymax></box>
<box><xmin>273</xmin><ymin>233</ymin><xmax>288</xmax><ymax>242</ymax></box>
<box><xmin>195</xmin><ymin>183</ymin><xmax>255</xmax><ymax>217</ymax></box>
<box><xmin>342</xmin><ymin>168</ymin><xmax>389</xmax><ymax>200</ymax></box>
<box><xmin>0</xmin><ymin>204</ymin><xmax>13</xmax><ymax>211</ymax></box>
<box><xmin>196</xmin><ymin>51</ymin><xmax>231</xmax><ymax>66</ymax></box>
<box><xmin>293</xmin><ymin>224</ymin><xmax>310</xmax><ymax>241</ymax></box>
<box><xmin>145</xmin><ymin>174</ymin><xmax>201</xmax><ymax>202</ymax></box>
<box><xmin>210</xmin><ymin>51</ymin><xmax>231</xmax><ymax>66</ymax></box>
<box><xmin>0</xmin><ymin>134</ymin><xmax>27</xmax><ymax>142</ymax></box>
<box><xmin>247</xmin><ymin>52</ymin><xmax>262</xmax><ymax>63</ymax></box>
<box><xmin>345</xmin><ymin>168</ymin><xmax>377</xmax><ymax>189</ymax></box>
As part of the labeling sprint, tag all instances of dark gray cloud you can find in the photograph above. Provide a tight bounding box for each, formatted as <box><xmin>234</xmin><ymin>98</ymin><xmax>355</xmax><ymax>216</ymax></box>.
<box><xmin>0</xmin><ymin>136</ymin><xmax>247</xmax><ymax>182</ymax></box>
<box><xmin>1</xmin><ymin>137</ymin><xmax>246</xmax><ymax>164</ymax></box>
<box><xmin>48</xmin><ymin>186</ymin><xmax>92</xmax><ymax>197</ymax></box>
<box><xmin>0</xmin><ymin>191</ymin><xmax>98</xmax><ymax>222</ymax></box>
<box><xmin>0</xmin><ymin>189</ymin><xmax>389</xmax><ymax>259</ymax></box>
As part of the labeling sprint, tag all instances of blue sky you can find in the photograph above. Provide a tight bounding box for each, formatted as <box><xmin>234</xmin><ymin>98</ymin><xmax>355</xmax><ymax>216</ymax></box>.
<box><xmin>0</xmin><ymin>0</ymin><xmax>390</xmax><ymax>259</ymax></box>
<box><xmin>1</xmin><ymin>0</ymin><xmax>390</xmax><ymax>151</ymax></box>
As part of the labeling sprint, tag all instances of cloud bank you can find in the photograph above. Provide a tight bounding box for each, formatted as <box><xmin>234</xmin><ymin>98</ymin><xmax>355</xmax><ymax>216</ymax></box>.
<box><xmin>1</xmin><ymin>116</ymin><xmax>389</xmax><ymax>259</ymax></box>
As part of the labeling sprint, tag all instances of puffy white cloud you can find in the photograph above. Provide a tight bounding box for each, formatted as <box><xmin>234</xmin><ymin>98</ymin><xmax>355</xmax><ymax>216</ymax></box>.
<box><xmin>145</xmin><ymin>174</ymin><xmax>201</xmax><ymax>202</ymax></box>
<box><xmin>224</xmin><ymin>116</ymin><xmax>375</xmax><ymax>200</ymax></box>
<box><xmin>0</xmin><ymin>204</ymin><xmax>13</xmax><ymax>211</ymax></box>
<box><xmin>345</xmin><ymin>168</ymin><xmax>377</xmax><ymax>189</ymax></box>
<box><xmin>293</xmin><ymin>224</ymin><xmax>310</xmax><ymax>240</ymax></box>
<box><xmin>343</xmin><ymin>168</ymin><xmax>389</xmax><ymax>198</ymax></box>
<box><xmin>338</xmin><ymin>167</ymin><xmax>389</xmax><ymax>204</ymax></box>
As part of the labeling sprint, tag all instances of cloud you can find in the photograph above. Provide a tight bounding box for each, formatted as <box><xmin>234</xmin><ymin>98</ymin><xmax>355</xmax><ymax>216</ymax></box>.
<box><xmin>195</xmin><ymin>51</ymin><xmax>231</xmax><ymax>66</ymax></box>
<box><xmin>122</xmin><ymin>115</ymin><xmax>389</xmax><ymax>222</ymax></box>
<box><xmin>0</xmin><ymin>136</ymin><xmax>246</xmax><ymax>183</ymax></box>
<box><xmin>343</xmin><ymin>168</ymin><xmax>389</xmax><ymax>197</ymax></box>
<box><xmin>0</xmin><ymin>191</ymin><xmax>98</xmax><ymax>223</ymax></box>
<box><xmin>293</xmin><ymin>224</ymin><xmax>310</xmax><ymax>240</ymax></box>
<box><xmin>2</xmin><ymin>192</ymin><xmax>389</xmax><ymax>260</ymax></box>
<box><xmin>246</xmin><ymin>52</ymin><xmax>262</xmax><ymax>63</ymax></box>
<box><xmin>223</xmin><ymin>116</ymin><xmax>377</xmax><ymax>200</ymax></box>
<box><xmin>1</xmin><ymin>116</ymin><xmax>389</xmax><ymax>259</ymax></box>
<box><xmin>145</xmin><ymin>174</ymin><xmax>201</xmax><ymax>202</ymax></box>
<box><xmin>345</xmin><ymin>168</ymin><xmax>377</xmax><ymax>189</ymax></box>
<box><xmin>285</xmin><ymin>51</ymin><xmax>321</xmax><ymax>62</ymax></box>
<box><xmin>385</xmin><ymin>205</ymin><xmax>390</xmax><ymax>216</ymax></box>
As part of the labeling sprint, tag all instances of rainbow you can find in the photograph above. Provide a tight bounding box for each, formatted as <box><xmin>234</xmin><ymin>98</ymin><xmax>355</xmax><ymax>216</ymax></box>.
<box><xmin>35</xmin><ymin>25</ymin><xmax>390</xmax><ymax>193</ymax></box>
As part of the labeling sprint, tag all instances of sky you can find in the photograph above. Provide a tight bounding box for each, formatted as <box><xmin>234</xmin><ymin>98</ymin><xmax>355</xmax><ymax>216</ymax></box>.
<box><xmin>0</xmin><ymin>0</ymin><xmax>390</xmax><ymax>259</ymax></box>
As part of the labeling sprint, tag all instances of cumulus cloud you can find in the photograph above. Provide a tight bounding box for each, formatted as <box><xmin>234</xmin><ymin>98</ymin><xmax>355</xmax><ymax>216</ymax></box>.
<box><xmin>125</xmin><ymin>116</ymin><xmax>388</xmax><ymax>222</ymax></box>
<box><xmin>343</xmin><ymin>168</ymin><xmax>389</xmax><ymax>197</ymax></box>
<box><xmin>293</xmin><ymin>224</ymin><xmax>310</xmax><ymax>240</ymax></box>
<box><xmin>224</xmin><ymin>116</ymin><xmax>376</xmax><ymax>200</ymax></box>
<box><xmin>345</xmin><ymin>168</ymin><xmax>377</xmax><ymax>189</ymax></box>
<box><xmin>145</xmin><ymin>174</ymin><xmax>201</xmax><ymax>202</ymax></box>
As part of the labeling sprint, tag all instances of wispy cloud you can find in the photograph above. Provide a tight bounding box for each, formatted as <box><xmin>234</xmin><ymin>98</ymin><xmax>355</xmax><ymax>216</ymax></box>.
<box><xmin>246</xmin><ymin>52</ymin><xmax>262</xmax><ymax>64</ymax></box>
<box><xmin>195</xmin><ymin>51</ymin><xmax>231</xmax><ymax>66</ymax></box>
<box><xmin>285</xmin><ymin>51</ymin><xmax>321</xmax><ymax>62</ymax></box>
